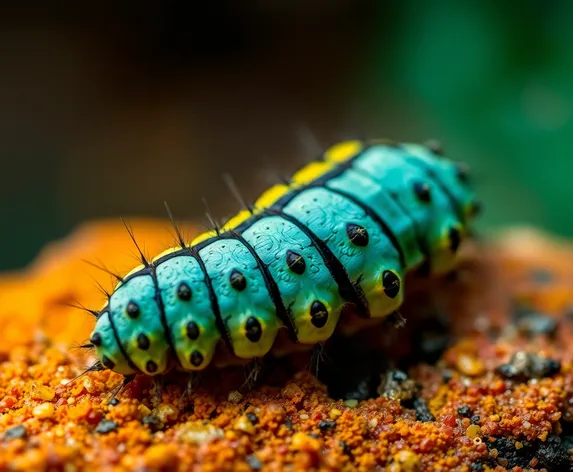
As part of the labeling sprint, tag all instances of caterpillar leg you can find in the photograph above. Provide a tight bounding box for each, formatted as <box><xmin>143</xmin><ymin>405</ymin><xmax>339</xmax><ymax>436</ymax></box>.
<box><xmin>388</xmin><ymin>311</ymin><xmax>407</xmax><ymax>329</ymax></box>
<box><xmin>241</xmin><ymin>358</ymin><xmax>263</xmax><ymax>392</ymax></box>
<box><xmin>180</xmin><ymin>373</ymin><xmax>197</xmax><ymax>403</ymax></box>
<box><xmin>151</xmin><ymin>376</ymin><xmax>164</xmax><ymax>408</ymax></box>
<box><xmin>309</xmin><ymin>342</ymin><xmax>330</xmax><ymax>377</ymax></box>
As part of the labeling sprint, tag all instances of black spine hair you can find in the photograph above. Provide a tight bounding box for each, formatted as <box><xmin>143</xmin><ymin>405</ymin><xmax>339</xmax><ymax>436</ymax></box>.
<box><xmin>121</xmin><ymin>217</ymin><xmax>150</xmax><ymax>268</ymax></box>
<box><xmin>164</xmin><ymin>201</ymin><xmax>187</xmax><ymax>249</ymax></box>
<box><xmin>222</xmin><ymin>172</ymin><xmax>254</xmax><ymax>215</ymax></box>
<box><xmin>62</xmin><ymin>299</ymin><xmax>101</xmax><ymax>319</ymax></box>
<box><xmin>201</xmin><ymin>197</ymin><xmax>221</xmax><ymax>236</ymax></box>
<box><xmin>91</xmin><ymin>277</ymin><xmax>112</xmax><ymax>300</ymax></box>
<box><xmin>82</xmin><ymin>259</ymin><xmax>124</xmax><ymax>284</ymax></box>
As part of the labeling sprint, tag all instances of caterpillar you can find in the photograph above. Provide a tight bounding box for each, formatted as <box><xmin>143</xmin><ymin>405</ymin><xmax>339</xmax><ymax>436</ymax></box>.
<box><xmin>85</xmin><ymin>139</ymin><xmax>479</xmax><ymax>380</ymax></box>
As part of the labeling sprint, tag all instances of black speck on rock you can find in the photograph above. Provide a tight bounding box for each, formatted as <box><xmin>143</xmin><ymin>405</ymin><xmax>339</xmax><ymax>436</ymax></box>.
<box><xmin>378</xmin><ymin>369</ymin><xmax>419</xmax><ymax>402</ymax></box>
<box><xmin>246</xmin><ymin>454</ymin><xmax>262</xmax><ymax>470</ymax></box>
<box><xmin>487</xmin><ymin>437</ymin><xmax>532</xmax><ymax>469</ymax></box>
<box><xmin>339</xmin><ymin>441</ymin><xmax>352</xmax><ymax>456</ymax></box>
<box><xmin>537</xmin><ymin>435</ymin><xmax>571</xmax><ymax>471</ymax></box>
<box><xmin>511</xmin><ymin>303</ymin><xmax>558</xmax><ymax>338</ymax></box>
<box><xmin>318</xmin><ymin>420</ymin><xmax>336</xmax><ymax>431</ymax></box>
<box><xmin>378</xmin><ymin>369</ymin><xmax>434</xmax><ymax>421</ymax></box>
<box><xmin>496</xmin><ymin>351</ymin><xmax>561</xmax><ymax>382</ymax></box>
<box><xmin>517</xmin><ymin>313</ymin><xmax>558</xmax><ymax>338</ymax></box>
<box><xmin>141</xmin><ymin>415</ymin><xmax>163</xmax><ymax>432</ymax></box>
<box><xmin>470</xmin><ymin>458</ymin><xmax>497</xmax><ymax>471</ymax></box>
<box><xmin>95</xmin><ymin>419</ymin><xmax>119</xmax><ymax>435</ymax></box>
<box><xmin>246</xmin><ymin>412</ymin><xmax>258</xmax><ymax>425</ymax></box>
<box><xmin>457</xmin><ymin>406</ymin><xmax>472</xmax><ymax>418</ymax></box>
<box><xmin>410</xmin><ymin>396</ymin><xmax>435</xmax><ymax>422</ymax></box>
<box><xmin>2</xmin><ymin>425</ymin><xmax>26</xmax><ymax>441</ymax></box>
<box><xmin>441</xmin><ymin>369</ymin><xmax>453</xmax><ymax>383</ymax></box>
<box><xmin>487</xmin><ymin>435</ymin><xmax>569</xmax><ymax>471</ymax></box>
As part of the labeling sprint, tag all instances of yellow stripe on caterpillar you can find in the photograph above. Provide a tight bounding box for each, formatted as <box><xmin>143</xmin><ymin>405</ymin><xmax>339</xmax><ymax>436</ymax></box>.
<box><xmin>323</xmin><ymin>140</ymin><xmax>363</xmax><ymax>163</ymax></box>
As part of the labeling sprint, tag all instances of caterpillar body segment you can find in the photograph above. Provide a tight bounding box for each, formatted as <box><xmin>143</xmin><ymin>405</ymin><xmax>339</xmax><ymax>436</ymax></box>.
<box><xmin>241</xmin><ymin>215</ymin><xmax>343</xmax><ymax>345</ymax></box>
<box><xmin>156</xmin><ymin>255</ymin><xmax>221</xmax><ymax>372</ymax></box>
<box><xmin>89</xmin><ymin>140</ymin><xmax>479</xmax><ymax>377</ymax></box>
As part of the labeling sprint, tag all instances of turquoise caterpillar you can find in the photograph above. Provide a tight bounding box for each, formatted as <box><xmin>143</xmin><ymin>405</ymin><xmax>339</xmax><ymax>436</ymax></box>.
<box><xmin>87</xmin><ymin>139</ymin><xmax>479</xmax><ymax>377</ymax></box>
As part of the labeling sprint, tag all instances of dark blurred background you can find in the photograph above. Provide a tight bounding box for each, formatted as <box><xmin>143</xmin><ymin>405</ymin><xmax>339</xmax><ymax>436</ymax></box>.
<box><xmin>2</xmin><ymin>1</ymin><xmax>573</xmax><ymax>270</ymax></box>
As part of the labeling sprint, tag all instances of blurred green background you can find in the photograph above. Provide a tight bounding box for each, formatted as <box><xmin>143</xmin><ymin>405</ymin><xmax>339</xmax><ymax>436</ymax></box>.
<box><xmin>1</xmin><ymin>1</ymin><xmax>573</xmax><ymax>270</ymax></box>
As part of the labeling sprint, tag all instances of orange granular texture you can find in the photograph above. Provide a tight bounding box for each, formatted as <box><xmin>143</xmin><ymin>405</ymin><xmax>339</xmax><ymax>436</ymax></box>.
<box><xmin>0</xmin><ymin>222</ymin><xmax>572</xmax><ymax>471</ymax></box>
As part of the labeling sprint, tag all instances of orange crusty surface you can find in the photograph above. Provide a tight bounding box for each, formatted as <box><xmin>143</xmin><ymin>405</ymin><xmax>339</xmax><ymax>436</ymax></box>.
<box><xmin>0</xmin><ymin>221</ymin><xmax>572</xmax><ymax>471</ymax></box>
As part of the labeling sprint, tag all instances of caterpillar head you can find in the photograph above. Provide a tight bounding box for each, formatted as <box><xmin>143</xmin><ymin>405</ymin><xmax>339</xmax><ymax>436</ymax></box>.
<box><xmin>90</xmin><ymin>273</ymin><xmax>170</xmax><ymax>376</ymax></box>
